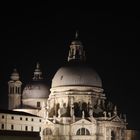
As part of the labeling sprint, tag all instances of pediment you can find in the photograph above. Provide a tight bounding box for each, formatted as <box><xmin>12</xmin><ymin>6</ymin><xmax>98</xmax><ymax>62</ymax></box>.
<box><xmin>110</xmin><ymin>115</ymin><xmax>123</xmax><ymax>123</ymax></box>
<box><xmin>72</xmin><ymin>118</ymin><xmax>93</xmax><ymax>125</ymax></box>
<box><xmin>44</xmin><ymin>119</ymin><xmax>55</xmax><ymax>125</ymax></box>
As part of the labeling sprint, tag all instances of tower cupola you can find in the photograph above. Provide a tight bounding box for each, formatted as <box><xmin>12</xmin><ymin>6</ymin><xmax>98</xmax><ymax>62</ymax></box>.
<box><xmin>10</xmin><ymin>69</ymin><xmax>20</xmax><ymax>81</ymax></box>
<box><xmin>68</xmin><ymin>31</ymin><xmax>86</xmax><ymax>62</ymax></box>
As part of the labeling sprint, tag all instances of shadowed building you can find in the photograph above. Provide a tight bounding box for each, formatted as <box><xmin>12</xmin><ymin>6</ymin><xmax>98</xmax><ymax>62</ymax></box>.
<box><xmin>0</xmin><ymin>130</ymin><xmax>40</xmax><ymax>140</ymax></box>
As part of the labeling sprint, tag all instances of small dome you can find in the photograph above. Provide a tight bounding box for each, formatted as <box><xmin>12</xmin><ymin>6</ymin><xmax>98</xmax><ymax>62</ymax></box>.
<box><xmin>22</xmin><ymin>81</ymin><xmax>50</xmax><ymax>99</ymax></box>
<box><xmin>22</xmin><ymin>62</ymin><xmax>50</xmax><ymax>99</ymax></box>
<box><xmin>10</xmin><ymin>69</ymin><xmax>20</xmax><ymax>81</ymax></box>
<box><xmin>52</xmin><ymin>63</ymin><xmax>102</xmax><ymax>88</ymax></box>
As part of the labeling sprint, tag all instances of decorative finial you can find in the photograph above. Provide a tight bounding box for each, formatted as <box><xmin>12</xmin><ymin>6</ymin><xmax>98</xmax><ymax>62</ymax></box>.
<box><xmin>75</xmin><ymin>30</ymin><xmax>79</xmax><ymax>40</ymax></box>
<box><xmin>123</xmin><ymin>114</ymin><xmax>127</xmax><ymax>122</ymax></box>
<box><xmin>113</xmin><ymin>105</ymin><xmax>117</xmax><ymax>115</ymax></box>
<box><xmin>103</xmin><ymin>111</ymin><xmax>107</xmax><ymax>119</ymax></box>
<box><xmin>108</xmin><ymin>112</ymin><xmax>111</xmax><ymax>117</ymax></box>
<box><xmin>36</xmin><ymin>62</ymin><xmax>40</xmax><ymax>69</ymax></box>
<box><xmin>53</xmin><ymin>115</ymin><xmax>56</xmax><ymax>123</ymax></box>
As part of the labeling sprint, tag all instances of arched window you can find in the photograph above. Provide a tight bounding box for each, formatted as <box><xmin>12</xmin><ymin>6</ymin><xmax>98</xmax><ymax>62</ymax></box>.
<box><xmin>43</xmin><ymin>128</ymin><xmax>52</xmax><ymax>135</ymax></box>
<box><xmin>76</xmin><ymin>128</ymin><xmax>90</xmax><ymax>135</ymax></box>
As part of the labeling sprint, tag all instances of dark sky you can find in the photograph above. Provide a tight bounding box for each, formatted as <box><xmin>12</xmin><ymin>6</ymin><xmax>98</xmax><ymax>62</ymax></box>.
<box><xmin>0</xmin><ymin>3</ymin><xmax>139</xmax><ymax>130</ymax></box>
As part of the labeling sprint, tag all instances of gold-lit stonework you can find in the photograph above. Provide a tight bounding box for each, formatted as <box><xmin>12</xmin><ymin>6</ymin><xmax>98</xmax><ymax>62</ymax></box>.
<box><xmin>0</xmin><ymin>33</ymin><xmax>139</xmax><ymax>140</ymax></box>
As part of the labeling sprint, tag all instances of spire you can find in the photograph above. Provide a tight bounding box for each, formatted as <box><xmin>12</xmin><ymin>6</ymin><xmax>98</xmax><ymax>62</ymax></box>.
<box><xmin>33</xmin><ymin>62</ymin><xmax>43</xmax><ymax>80</ymax></box>
<box><xmin>123</xmin><ymin>114</ymin><xmax>127</xmax><ymax>122</ymax></box>
<box><xmin>36</xmin><ymin>62</ymin><xmax>40</xmax><ymax>69</ymax></box>
<box><xmin>75</xmin><ymin>30</ymin><xmax>79</xmax><ymax>40</ymax></box>
<box><xmin>67</xmin><ymin>31</ymin><xmax>86</xmax><ymax>62</ymax></box>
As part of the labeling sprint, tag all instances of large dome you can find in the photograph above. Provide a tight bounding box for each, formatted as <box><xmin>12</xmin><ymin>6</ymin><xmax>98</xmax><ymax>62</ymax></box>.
<box><xmin>52</xmin><ymin>63</ymin><xmax>102</xmax><ymax>88</ymax></box>
<box><xmin>52</xmin><ymin>35</ymin><xmax>102</xmax><ymax>88</ymax></box>
<box><xmin>22</xmin><ymin>81</ymin><xmax>49</xmax><ymax>99</ymax></box>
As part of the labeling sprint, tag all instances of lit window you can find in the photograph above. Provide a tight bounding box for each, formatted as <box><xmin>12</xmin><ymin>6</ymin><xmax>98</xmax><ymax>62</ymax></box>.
<box><xmin>76</xmin><ymin>128</ymin><xmax>90</xmax><ymax>135</ymax></box>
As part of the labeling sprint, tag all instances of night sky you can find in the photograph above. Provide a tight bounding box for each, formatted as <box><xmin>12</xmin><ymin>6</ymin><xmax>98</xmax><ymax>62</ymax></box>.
<box><xmin>0</xmin><ymin>3</ymin><xmax>139</xmax><ymax>130</ymax></box>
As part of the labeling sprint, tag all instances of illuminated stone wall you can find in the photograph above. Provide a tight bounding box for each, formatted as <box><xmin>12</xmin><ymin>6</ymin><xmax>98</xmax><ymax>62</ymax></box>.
<box><xmin>0</xmin><ymin>112</ymin><xmax>42</xmax><ymax>132</ymax></box>
<box><xmin>125</xmin><ymin>130</ymin><xmax>140</xmax><ymax>140</ymax></box>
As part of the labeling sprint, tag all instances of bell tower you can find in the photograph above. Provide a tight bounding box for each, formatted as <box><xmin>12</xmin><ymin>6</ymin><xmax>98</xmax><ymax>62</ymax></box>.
<box><xmin>8</xmin><ymin>69</ymin><xmax>22</xmax><ymax>110</ymax></box>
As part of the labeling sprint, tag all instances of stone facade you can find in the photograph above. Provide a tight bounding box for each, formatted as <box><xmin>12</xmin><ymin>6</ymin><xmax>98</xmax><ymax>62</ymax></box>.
<box><xmin>0</xmin><ymin>33</ymin><xmax>139</xmax><ymax>140</ymax></box>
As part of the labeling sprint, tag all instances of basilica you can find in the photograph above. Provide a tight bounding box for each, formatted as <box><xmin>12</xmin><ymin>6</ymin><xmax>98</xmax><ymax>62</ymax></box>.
<box><xmin>0</xmin><ymin>33</ymin><xmax>139</xmax><ymax>140</ymax></box>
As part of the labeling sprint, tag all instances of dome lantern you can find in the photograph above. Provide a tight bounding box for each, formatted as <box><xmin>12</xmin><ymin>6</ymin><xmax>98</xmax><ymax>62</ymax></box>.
<box><xmin>67</xmin><ymin>31</ymin><xmax>86</xmax><ymax>62</ymax></box>
<box><xmin>22</xmin><ymin>62</ymin><xmax>49</xmax><ymax>99</ymax></box>
<box><xmin>33</xmin><ymin>62</ymin><xmax>43</xmax><ymax>81</ymax></box>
